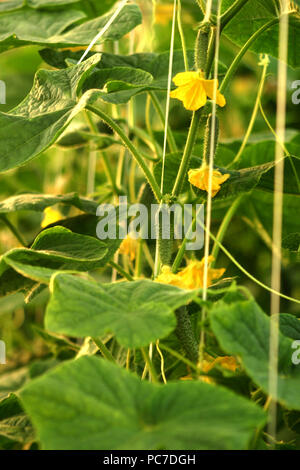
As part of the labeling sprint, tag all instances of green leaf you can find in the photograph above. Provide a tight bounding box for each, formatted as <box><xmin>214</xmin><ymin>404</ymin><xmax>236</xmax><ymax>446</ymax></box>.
<box><xmin>0</xmin><ymin>192</ymin><xmax>98</xmax><ymax>215</ymax></box>
<box><xmin>0</xmin><ymin>0</ymin><xmax>82</xmax><ymax>11</ymax></box>
<box><xmin>210</xmin><ymin>299</ymin><xmax>300</xmax><ymax>410</ymax></box>
<box><xmin>282</xmin><ymin>233</ymin><xmax>300</xmax><ymax>252</ymax></box>
<box><xmin>0</xmin><ymin>227</ymin><xmax>108</xmax><ymax>283</ymax></box>
<box><xmin>0</xmin><ymin>7</ymin><xmax>85</xmax><ymax>53</ymax></box>
<box><xmin>0</xmin><ymin>368</ymin><xmax>29</xmax><ymax>400</ymax></box>
<box><xmin>57</xmin><ymin>130</ymin><xmax>120</xmax><ymax>149</ymax></box>
<box><xmin>222</xmin><ymin>0</ymin><xmax>300</xmax><ymax>68</ymax></box>
<box><xmin>45</xmin><ymin>276</ymin><xmax>202</xmax><ymax>347</ymax></box>
<box><xmin>0</xmin><ymin>54</ymin><xmax>101</xmax><ymax>172</ymax></box>
<box><xmin>278</xmin><ymin>314</ymin><xmax>300</xmax><ymax>340</ymax></box>
<box><xmin>20</xmin><ymin>356</ymin><xmax>266</xmax><ymax>450</ymax></box>
<box><xmin>0</xmin><ymin>394</ymin><xmax>34</xmax><ymax>446</ymax></box>
<box><xmin>0</xmin><ymin>3</ymin><xmax>142</xmax><ymax>52</ymax></box>
<box><xmin>231</xmin><ymin>141</ymin><xmax>300</xmax><ymax>196</ymax></box>
<box><xmin>245</xmin><ymin>189</ymin><xmax>300</xmax><ymax>238</ymax></box>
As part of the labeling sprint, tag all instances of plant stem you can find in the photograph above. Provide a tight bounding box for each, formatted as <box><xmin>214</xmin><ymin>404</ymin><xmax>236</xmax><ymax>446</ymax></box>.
<box><xmin>205</xmin><ymin>27</ymin><xmax>216</xmax><ymax>77</ymax></box>
<box><xmin>220</xmin><ymin>0</ymin><xmax>250</xmax><ymax>31</ymax></box>
<box><xmin>0</xmin><ymin>215</ymin><xmax>27</xmax><ymax>246</ymax></box>
<box><xmin>86</xmin><ymin>104</ymin><xmax>162</xmax><ymax>201</ymax></box>
<box><xmin>177</xmin><ymin>0</ymin><xmax>189</xmax><ymax>72</ymax></box>
<box><xmin>220</xmin><ymin>17</ymin><xmax>279</xmax><ymax>93</ymax></box>
<box><xmin>259</xmin><ymin>100</ymin><xmax>300</xmax><ymax>193</ymax></box>
<box><xmin>101</xmin><ymin>151</ymin><xmax>121</xmax><ymax>195</ymax></box>
<box><xmin>149</xmin><ymin>91</ymin><xmax>178</xmax><ymax>154</ymax></box>
<box><xmin>195</xmin><ymin>0</ymin><xmax>205</xmax><ymax>14</ymax></box>
<box><xmin>159</xmin><ymin>343</ymin><xmax>198</xmax><ymax>371</ymax></box>
<box><xmin>93</xmin><ymin>337</ymin><xmax>116</xmax><ymax>363</ymax></box>
<box><xmin>230</xmin><ymin>56</ymin><xmax>269</xmax><ymax>166</ymax></box>
<box><xmin>172</xmin><ymin>109</ymin><xmax>202</xmax><ymax>197</ymax></box>
<box><xmin>145</xmin><ymin>94</ymin><xmax>162</xmax><ymax>157</ymax></box>
<box><xmin>134</xmin><ymin>239</ymin><xmax>143</xmax><ymax>278</ymax></box>
<box><xmin>211</xmin><ymin>196</ymin><xmax>243</xmax><ymax>266</ymax></box>
<box><xmin>109</xmin><ymin>261</ymin><xmax>134</xmax><ymax>281</ymax></box>
<box><xmin>141</xmin><ymin>347</ymin><xmax>158</xmax><ymax>383</ymax></box>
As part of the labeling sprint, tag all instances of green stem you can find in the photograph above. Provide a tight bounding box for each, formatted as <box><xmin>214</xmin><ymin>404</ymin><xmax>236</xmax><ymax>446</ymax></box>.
<box><xmin>159</xmin><ymin>343</ymin><xmax>198</xmax><ymax>371</ymax></box>
<box><xmin>109</xmin><ymin>261</ymin><xmax>134</xmax><ymax>281</ymax></box>
<box><xmin>195</xmin><ymin>0</ymin><xmax>205</xmax><ymax>14</ymax></box>
<box><xmin>220</xmin><ymin>0</ymin><xmax>250</xmax><ymax>31</ymax></box>
<box><xmin>177</xmin><ymin>0</ymin><xmax>189</xmax><ymax>72</ymax></box>
<box><xmin>220</xmin><ymin>17</ymin><xmax>280</xmax><ymax>93</ymax></box>
<box><xmin>230</xmin><ymin>58</ymin><xmax>269</xmax><ymax>166</ymax></box>
<box><xmin>149</xmin><ymin>91</ymin><xmax>178</xmax><ymax>154</ymax></box>
<box><xmin>101</xmin><ymin>151</ymin><xmax>122</xmax><ymax>195</ymax></box>
<box><xmin>92</xmin><ymin>337</ymin><xmax>116</xmax><ymax>363</ymax></box>
<box><xmin>205</xmin><ymin>27</ymin><xmax>216</xmax><ymax>78</ymax></box>
<box><xmin>211</xmin><ymin>196</ymin><xmax>243</xmax><ymax>266</ymax></box>
<box><xmin>86</xmin><ymin>104</ymin><xmax>162</xmax><ymax>201</ymax></box>
<box><xmin>172</xmin><ymin>109</ymin><xmax>202</xmax><ymax>197</ymax></box>
<box><xmin>141</xmin><ymin>347</ymin><xmax>158</xmax><ymax>383</ymax></box>
<box><xmin>134</xmin><ymin>239</ymin><xmax>143</xmax><ymax>278</ymax></box>
<box><xmin>259</xmin><ymin>100</ymin><xmax>300</xmax><ymax>193</ymax></box>
<box><xmin>145</xmin><ymin>94</ymin><xmax>162</xmax><ymax>157</ymax></box>
<box><xmin>0</xmin><ymin>215</ymin><xmax>27</xmax><ymax>246</ymax></box>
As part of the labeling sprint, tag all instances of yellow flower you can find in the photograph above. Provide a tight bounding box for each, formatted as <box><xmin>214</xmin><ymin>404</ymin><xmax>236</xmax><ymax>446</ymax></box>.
<box><xmin>156</xmin><ymin>256</ymin><xmax>225</xmax><ymax>290</ymax></box>
<box><xmin>41</xmin><ymin>207</ymin><xmax>62</xmax><ymax>228</ymax></box>
<box><xmin>203</xmin><ymin>355</ymin><xmax>239</xmax><ymax>373</ymax></box>
<box><xmin>155</xmin><ymin>265</ymin><xmax>184</xmax><ymax>289</ymax></box>
<box><xmin>155</xmin><ymin>4</ymin><xmax>174</xmax><ymax>25</ymax></box>
<box><xmin>170</xmin><ymin>71</ymin><xmax>226</xmax><ymax>111</ymax></box>
<box><xmin>188</xmin><ymin>162</ymin><xmax>230</xmax><ymax>197</ymax></box>
<box><xmin>200</xmin><ymin>354</ymin><xmax>238</xmax><ymax>383</ymax></box>
<box><xmin>119</xmin><ymin>235</ymin><xmax>138</xmax><ymax>261</ymax></box>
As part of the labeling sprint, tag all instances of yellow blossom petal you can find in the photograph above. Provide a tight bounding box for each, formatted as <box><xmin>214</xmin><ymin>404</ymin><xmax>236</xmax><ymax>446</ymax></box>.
<box><xmin>155</xmin><ymin>265</ymin><xmax>185</xmax><ymax>289</ymax></box>
<box><xmin>188</xmin><ymin>163</ymin><xmax>230</xmax><ymax>197</ymax></box>
<box><xmin>202</xmin><ymin>79</ymin><xmax>226</xmax><ymax>107</ymax></box>
<box><xmin>172</xmin><ymin>71</ymin><xmax>199</xmax><ymax>86</ymax></box>
<box><xmin>156</xmin><ymin>257</ymin><xmax>225</xmax><ymax>290</ymax></box>
<box><xmin>202</xmin><ymin>354</ymin><xmax>238</xmax><ymax>373</ymax></box>
<box><xmin>170</xmin><ymin>72</ymin><xmax>226</xmax><ymax>111</ymax></box>
<box><xmin>119</xmin><ymin>235</ymin><xmax>138</xmax><ymax>261</ymax></box>
<box><xmin>41</xmin><ymin>207</ymin><xmax>62</xmax><ymax>228</ymax></box>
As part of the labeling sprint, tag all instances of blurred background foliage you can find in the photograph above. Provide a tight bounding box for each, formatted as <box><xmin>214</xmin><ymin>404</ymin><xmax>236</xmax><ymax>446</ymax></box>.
<box><xmin>0</xmin><ymin>0</ymin><xmax>299</xmax><ymax>396</ymax></box>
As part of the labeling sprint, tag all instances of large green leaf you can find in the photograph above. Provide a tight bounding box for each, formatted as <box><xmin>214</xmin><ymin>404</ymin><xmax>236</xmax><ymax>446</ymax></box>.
<box><xmin>278</xmin><ymin>314</ymin><xmax>300</xmax><ymax>340</ymax></box>
<box><xmin>231</xmin><ymin>141</ymin><xmax>300</xmax><ymax>196</ymax></box>
<box><xmin>0</xmin><ymin>7</ymin><xmax>85</xmax><ymax>52</ymax></box>
<box><xmin>45</xmin><ymin>276</ymin><xmax>202</xmax><ymax>347</ymax></box>
<box><xmin>245</xmin><ymin>189</ymin><xmax>300</xmax><ymax>238</ymax></box>
<box><xmin>0</xmin><ymin>227</ymin><xmax>108</xmax><ymax>283</ymax></box>
<box><xmin>0</xmin><ymin>0</ymin><xmax>81</xmax><ymax>11</ymax></box>
<box><xmin>210</xmin><ymin>299</ymin><xmax>300</xmax><ymax>410</ymax></box>
<box><xmin>0</xmin><ymin>3</ymin><xmax>141</xmax><ymax>52</ymax></box>
<box><xmin>222</xmin><ymin>0</ymin><xmax>300</xmax><ymax>68</ymax></box>
<box><xmin>0</xmin><ymin>193</ymin><xmax>98</xmax><ymax>215</ymax></box>
<box><xmin>20</xmin><ymin>356</ymin><xmax>266</xmax><ymax>450</ymax></box>
<box><xmin>0</xmin><ymin>54</ymin><xmax>101</xmax><ymax>172</ymax></box>
<box><xmin>0</xmin><ymin>394</ymin><xmax>34</xmax><ymax>446</ymax></box>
